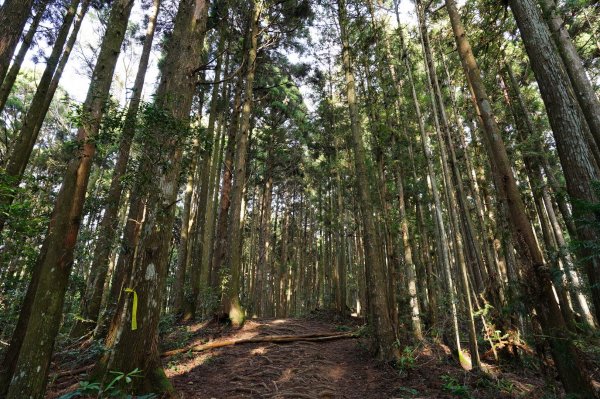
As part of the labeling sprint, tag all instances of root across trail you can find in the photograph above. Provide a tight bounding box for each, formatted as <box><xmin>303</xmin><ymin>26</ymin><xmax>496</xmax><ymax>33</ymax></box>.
<box><xmin>161</xmin><ymin>331</ymin><xmax>359</xmax><ymax>357</ymax></box>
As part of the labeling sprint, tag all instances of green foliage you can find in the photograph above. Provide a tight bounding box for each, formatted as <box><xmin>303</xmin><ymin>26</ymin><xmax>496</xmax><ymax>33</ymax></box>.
<box><xmin>58</xmin><ymin>368</ymin><xmax>157</xmax><ymax>399</ymax></box>
<box><xmin>392</xmin><ymin>386</ymin><xmax>419</xmax><ymax>398</ymax></box>
<box><xmin>393</xmin><ymin>345</ymin><xmax>417</xmax><ymax>375</ymax></box>
<box><xmin>568</xmin><ymin>181</ymin><xmax>600</xmax><ymax>293</ymax></box>
<box><xmin>441</xmin><ymin>375</ymin><xmax>471</xmax><ymax>398</ymax></box>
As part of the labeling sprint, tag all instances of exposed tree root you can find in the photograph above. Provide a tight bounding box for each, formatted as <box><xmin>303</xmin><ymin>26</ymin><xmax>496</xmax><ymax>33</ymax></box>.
<box><xmin>49</xmin><ymin>364</ymin><xmax>93</xmax><ymax>379</ymax></box>
<box><xmin>161</xmin><ymin>331</ymin><xmax>358</xmax><ymax>357</ymax></box>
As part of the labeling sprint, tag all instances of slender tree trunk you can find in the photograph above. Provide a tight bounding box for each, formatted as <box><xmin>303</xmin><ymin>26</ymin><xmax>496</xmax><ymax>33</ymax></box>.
<box><xmin>94</xmin><ymin>0</ymin><xmax>208</xmax><ymax>394</ymax></box>
<box><xmin>501</xmin><ymin>63</ymin><xmax>596</xmax><ymax>328</ymax></box>
<box><xmin>337</xmin><ymin>0</ymin><xmax>398</xmax><ymax>361</ymax></box>
<box><xmin>210</xmin><ymin>75</ymin><xmax>242</xmax><ymax>297</ymax></box>
<box><xmin>416</xmin><ymin>3</ymin><xmax>480</xmax><ymax>367</ymax></box>
<box><xmin>539</xmin><ymin>0</ymin><xmax>600</xmax><ymax>148</ymax></box>
<box><xmin>71</xmin><ymin>0</ymin><xmax>160</xmax><ymax>338</ymax></box>
<box><xmin>185</xmin><ymin>29</ymin><xmax>227</xmax><ymax>317</ymax></box>
<box><xmin>447</xmin><ymin>0</ymin><xmax>595</xmax><ymax>394</ymax></box>
<box><xmin>509</xmin><ymin>0</ymin><xmax>600</xmax><ymax>329</ymax></box>
<box><xmin>1</xmin><ymin>0</ymin><xmax>133</xmax><ymax>396</ymax></box>
<box><xmin>395</xmin><ymin>160</ymin><xmax>423</xmax><ymax>340</ymax></box>
<box><xmin>0</xmin><ymin>0</ymin><xmax>34</xmax><ymax>85</ymax></box>
<box><xmin>221</xmin><ymin>1</ymin><xmax>261</xmax><ymax>326</ymax></box>
<box><xmin>401</xmin><ymin>19</ymin><xmax>461</xmax><ymax>354</ymax></box>
<box><xmin>0</xmin><ymin>0</ymin><xmax>86</xmax><ymax>232</ymax></box>
<box><xmin>0</xmin><ymin>0</ymin><xmax>47</xmax><ymax>114</ymax></box>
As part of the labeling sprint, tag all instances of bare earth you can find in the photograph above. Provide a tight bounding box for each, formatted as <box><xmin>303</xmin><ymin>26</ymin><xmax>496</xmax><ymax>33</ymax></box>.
<box><xmin>163</xmin><ymin>315</ymin><xmax>548</xmax><ymax>399</ymax></box>
<box><xmin>47</xmin><ymin>313</ymin><xmax>555</xmax><ymax>398</ymax></box>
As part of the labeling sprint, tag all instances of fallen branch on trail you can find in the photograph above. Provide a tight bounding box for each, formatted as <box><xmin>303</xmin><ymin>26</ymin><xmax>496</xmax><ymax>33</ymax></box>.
<box><xmin>161</xmin><ymin>331</ymin><xmax>358</xmax><ymax>357</ymax></box>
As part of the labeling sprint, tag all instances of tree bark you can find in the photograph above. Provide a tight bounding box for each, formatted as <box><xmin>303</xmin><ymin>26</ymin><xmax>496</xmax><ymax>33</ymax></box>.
<box><xmin>0</xmin><ymin>0</ymin><xmax>35</xmax><ymax>85</ymax></box>
<box><xmin>337</xmin><ymin>0</ymin><xmax>398</xmax><ymax>361</ymax></box>
<box><xmin>2</xmin><ymin>0</ymin><xmax>133</xmax><ymax>396</ymax></box>
<box><xmin>448</xmin><ymin>0</ymin><xmax>596</xmax><ymax>395</ymax></box>
<box><xmin>71</xmin><ymin>0</ymin><xmax>161</xmax><ymax>338</ymax></box>
<box><xmin>94</xmin><ymin>0</ymin><xmax>208</xmax><ymax>394</ymax></box>
<box><xmin>220</xmin><ymin>1</ymin><xmax>261</xmax><ymax>326</ymax></box>
<box><xmin>510</xmin><ymin>0</ymin><xmax>600</xmax><ymax>329</ymax></box>
<box><xmin>0</xmin><ymin>0</ymin><xmax>47</xmax><ymax>114</ymax></box>
<box><xmin>539</xmin><ymin>0</ymin><xmax>600</xmax><ymax>150</ymax></box>
<box><xmin>0</xmin><ymin>0</ymin><xmax>86</xmax><ymax>232</ymax></box>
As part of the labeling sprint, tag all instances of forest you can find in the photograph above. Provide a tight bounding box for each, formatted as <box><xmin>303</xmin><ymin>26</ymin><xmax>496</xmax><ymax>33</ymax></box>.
<box><xmin>1</xmin><ymin>0</ymin><xmax>600</xmax><ymax>397</ymax></box>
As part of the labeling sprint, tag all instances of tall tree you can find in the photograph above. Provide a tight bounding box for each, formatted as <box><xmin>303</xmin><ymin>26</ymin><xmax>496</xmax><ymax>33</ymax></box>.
<box><xmin>94</xmin><ymin>0</ymin><xmax>209</xmax><ymax>393</ymax></box>
<box><xmin>509</xmin><ymin>0</ymin><xmax>600</xmax><ymax>327</ymax></box>
<box><xmin>539</xmin><ymin>0</ymin><xmax>600</xmax><ymax>149</ymax></box>
<box><xmin>0</xmin><ymin>0</ymin><xmax>48</xmax><ymax>114</ymax></box>
<box><xmin>336</xmin><ymin>0</ymin><xmax>398</xmax><ymax>361</ymax></box>
<box><xmin>0</xmin><ymin>0</ymin><xmax>89</xmax><ymax>232</ymax></box>
<box><xmin>0</xmin><ymin>0</ymin><xmax>35</xmax><ymax>84</ymax></box>
<box><xmin>446</xmin><ymin>0</ymin><xmax>595</xmax><ymax>395</ymax></box>
<box><xmin>0</xmin><ymin>0</ymin><xmax>134</xmax><ymax>396</ymax></box>
<box><xmin>222</xmin><ymin>0</ymin><xmax>261</xmax><ymax>326</ymax></box>
<box><xmin>70</xmin><ymin>0</ymin><xmax>161</xmax><ymax>338</ymax></box>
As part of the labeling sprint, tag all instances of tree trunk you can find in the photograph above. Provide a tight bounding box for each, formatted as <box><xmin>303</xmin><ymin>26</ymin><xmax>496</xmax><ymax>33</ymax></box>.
<box><xmin>221</xmin><ymin>1</ymin><xmax>261</xmax><ymax>327</ymax></box>
<box><xmin>416</xmin><ymin>3</ymin><xmax>480</xmax><ymax>367</ymax></box>
<box><xmin>0</xmin><ymin>0</ymin><xmax>47</xmax><ymax>114</ymax></box>
<box><xmin>2</xmin><ymin>0</ymin><xmax>133</xmax><ymax>396</ymax></box>
<box><xmin>509</xmin><ymin>0</ymin><xmax>600</xmax><ymax>330</ymax></box>
<box><xmin>337</xmin><ymin>0</ymin><xmax>398</xmax><ymax>361</ymax></box>
<box><xmin>0</xmin><ymin>0</ymin><xmax>34</xmax><ymax>85</ymax></box>
<box><xmin>539</xmin><ymin>0</ymin><xmax>600</xmax><ymax>150</ymax></box>
<box><xmin>71</xmin><ymin>0</ymin><xmax>160</xmax><ymax>338</ymax></box>
<box><xmin>94</xmin><ymin>0</ymin><xmax>208</xmax><ymax>394</ymax></box>
<box><xmin>448</xmin><ymin>0</ymin><xmax>596</xmax><ymax>395</ymax></box>
<box><xmin>0</xmin><ymin>0</ymin><xmax>86</xmax><ymax>232</ymax></box>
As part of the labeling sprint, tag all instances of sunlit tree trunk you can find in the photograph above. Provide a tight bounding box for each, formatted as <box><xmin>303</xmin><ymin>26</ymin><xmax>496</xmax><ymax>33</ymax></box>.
<box><xmin>94</xmin><ymin>0</ymin><xmax>208</xmax><ymax>394</ymax></box>
<box><xmin>71</xmin><ymin>0</ymin><xmax>160</xmax><ymax>338</ymax></box>
<box><xmin>1</xmin><ymin>0</ymin><xmax>133</xmax><ymax>396</ymax></box>
<box><xmin>448</xmin><ymin>0</ymin><xmax>595</xmax><ymax>394</ymax></box>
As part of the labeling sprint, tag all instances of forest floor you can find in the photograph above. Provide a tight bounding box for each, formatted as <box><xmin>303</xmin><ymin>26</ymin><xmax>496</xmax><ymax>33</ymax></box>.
<box><xmin>47</xmin><ymin>311</ymin><xmax>564</xmax><ymax>398</ymax></box>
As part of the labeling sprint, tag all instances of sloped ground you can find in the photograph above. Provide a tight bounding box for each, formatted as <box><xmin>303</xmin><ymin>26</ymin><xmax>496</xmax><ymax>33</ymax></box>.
<box><xmin>47</xmin><ymin>312</ymin><xmax>557</xmax><ymax>398</ymax></box>
<box><xmin>162</xmin><ymin>314</ymin><xmax>549</xmax><ymax>399</ymax></box>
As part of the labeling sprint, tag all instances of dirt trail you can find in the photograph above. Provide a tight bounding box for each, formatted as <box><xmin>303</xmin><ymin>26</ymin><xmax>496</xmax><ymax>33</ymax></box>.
<box><xmin>162</xmin><ymin>316</ymin><xmax>546</xmax><ymax>398</ymax></box>
<box><xmin>44</xmin><ymin>314</ymin><xmax>552</xmax><ymax>398</ymax></box>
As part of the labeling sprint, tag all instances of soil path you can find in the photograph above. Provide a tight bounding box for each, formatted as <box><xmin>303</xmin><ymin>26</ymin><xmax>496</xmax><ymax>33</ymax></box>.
<box><xmin>162</xmin><ymin>316</ymin><xmax>544</xmax><ymax>398</ymax></box>
<box><xmin>45</xmin><ymin>314</ymin><xmax>550</xmax><ymax>398</ymax></box>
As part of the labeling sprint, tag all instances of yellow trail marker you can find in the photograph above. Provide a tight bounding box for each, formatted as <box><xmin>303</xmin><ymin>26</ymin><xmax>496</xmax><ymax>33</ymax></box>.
<box><xmin>124</xmin><ymin>288</ymin><xmax>138</xmax><ymax>331</ymax></box>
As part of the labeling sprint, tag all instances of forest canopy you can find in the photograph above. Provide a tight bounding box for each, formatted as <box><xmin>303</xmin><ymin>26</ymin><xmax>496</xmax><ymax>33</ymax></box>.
<box><xmin>1</xmin><ymin>0</ymin><xmax>600</xmax><ymax>397</ymax></box>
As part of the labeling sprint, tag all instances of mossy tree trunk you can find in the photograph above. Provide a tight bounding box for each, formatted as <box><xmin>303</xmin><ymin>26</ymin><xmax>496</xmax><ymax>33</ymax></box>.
<box><xmin>93</xmin><ymin>0</ymin><xmax>208</xmax><ymax>395</ymax></box>
<box><xmin>448</xmin><ymin>0</ymin><xmax>596</xmax><ymax>395</ymax></box>
<box><xmin>71</xmin><ymin>0</ymin><xmax>161</xmax><ymax>338</ymax></box>
<box><xmin>1</xmin><ymin>0</ymin><xmax>133</xmax><ymax>397</ymax></box>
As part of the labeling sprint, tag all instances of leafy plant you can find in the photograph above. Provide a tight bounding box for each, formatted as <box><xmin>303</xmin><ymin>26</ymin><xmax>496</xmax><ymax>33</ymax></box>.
<box><xmin>58</xmin><ymin>368</ymin><xmax>157</xmax><ymax>399</ymax></box>
<box><xmin>394</xmin><ymin>345</ymin><xmax>416</xmax><ymax>373</ymax></box>
<box><xmin>441</xmin><ymin>375</ymin><xmax>471</xmax><ymax>398</ymax></box>
<box><xmin>393</xmin><ymin>386</ymin><xmax>419</xmax><ymax>397</ymax></box>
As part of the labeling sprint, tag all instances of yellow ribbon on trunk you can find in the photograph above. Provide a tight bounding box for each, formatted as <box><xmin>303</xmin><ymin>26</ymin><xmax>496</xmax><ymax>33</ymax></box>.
<box><xmin>124</xmin><ymin>288</ymin><xmax>138</xmax><ymax>331</ymax></box>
